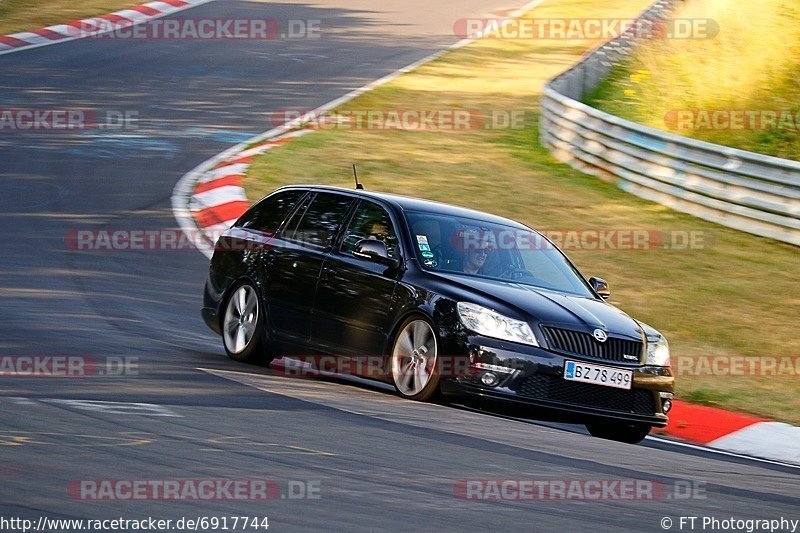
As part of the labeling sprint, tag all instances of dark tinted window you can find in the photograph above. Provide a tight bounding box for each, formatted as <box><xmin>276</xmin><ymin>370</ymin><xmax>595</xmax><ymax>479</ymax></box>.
<box><xmin>341</xmin><ymin>201</ymin><xmax>399</xmax><ymax>259</ymax></box>
<box><xmin>407</xmin><ymin>211</ymin><xmax>593</xmax><ymax>297</ymax></box>
<box><xmin>284</xmin><ymin>193</ymin><xmax>354</xmax><ymax>249</ymax></box>
<box><xmin>235</xmin><ymin>189</ymin><xmax>306</xmax><ymax>234</ymax></box>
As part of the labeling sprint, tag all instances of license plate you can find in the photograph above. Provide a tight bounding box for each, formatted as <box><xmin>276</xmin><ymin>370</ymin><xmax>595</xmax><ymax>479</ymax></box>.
<box><xmin>564</xmin><ymin>360</ymin><xmax>632</xmax><ymax>390</ymax></box>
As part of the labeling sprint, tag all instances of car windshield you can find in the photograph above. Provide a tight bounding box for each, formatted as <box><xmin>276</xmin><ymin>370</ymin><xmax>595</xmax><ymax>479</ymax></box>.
<box><xmin>406</xmin><ymin>211</ymin><xmax>594</xmax><ymax>297</ymax></box>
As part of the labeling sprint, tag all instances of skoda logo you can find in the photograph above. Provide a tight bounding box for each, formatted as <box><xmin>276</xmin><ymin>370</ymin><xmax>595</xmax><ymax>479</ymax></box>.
<box><xmin>592</xmin><ymin>329</ymin><xmax>608</xmax><ymax>342</ymax></box>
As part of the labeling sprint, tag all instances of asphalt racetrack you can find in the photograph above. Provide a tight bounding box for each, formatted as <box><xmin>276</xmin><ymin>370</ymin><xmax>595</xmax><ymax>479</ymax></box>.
<box><xmin>0</xmin><ymin>1</ymin><xmax>798</xmax><ymax>531</ymax></box>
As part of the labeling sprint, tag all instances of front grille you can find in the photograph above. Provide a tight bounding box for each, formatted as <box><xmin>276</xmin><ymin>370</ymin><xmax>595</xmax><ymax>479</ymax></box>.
<box><xmin>518</xmin><ymin>375</ymin><xmax>655</xmax><ymax>415</ymax></box>
<box><xmin>542</xmin><ymin>326</ymin><xmax>642</xmax><ymax>363</ymax></box>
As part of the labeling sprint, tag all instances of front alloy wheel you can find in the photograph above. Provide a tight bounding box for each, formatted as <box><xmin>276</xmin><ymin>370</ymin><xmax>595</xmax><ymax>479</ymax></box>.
<box><xmin>222</xmin><ymin>282</ymin><xmax>265</xmax><ymax>363</ymax></box>
<box><xmin>390</xmin><ymin>317</ymin><xmax>440</xmax><ymax>401</ymax></box>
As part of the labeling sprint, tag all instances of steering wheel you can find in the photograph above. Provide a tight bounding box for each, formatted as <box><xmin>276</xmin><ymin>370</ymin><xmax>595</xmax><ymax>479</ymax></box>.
<box><xmin>499</xmin><ymin>267</ymin><xmax>533</xmax><ymax>280</ymax></box>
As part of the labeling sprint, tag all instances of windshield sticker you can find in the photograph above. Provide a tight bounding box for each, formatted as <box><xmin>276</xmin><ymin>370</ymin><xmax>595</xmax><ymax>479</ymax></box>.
<box><xmin>416</xmin><ymin>235</ymin><xmax>428</xmax><ymax>245</ymax></box>
<box><xmin>418</xmin><ymin>243</ymin><xmax>431</xmax><ymax>251</ymax></box>
<box><xmin>421</xmin><ymin>251</ymin><xmax>434</xmax><ymax>258</ymax></box>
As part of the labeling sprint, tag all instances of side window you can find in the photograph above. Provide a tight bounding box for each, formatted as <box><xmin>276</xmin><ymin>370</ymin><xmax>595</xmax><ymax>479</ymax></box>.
<box><xmin>284</xmin><ymin>193</ymin><xmax>354</xmax><ymax>249</ymax></box>
<box><xmin>235</xmin><ymin>189</ymin><xmax>306</xmax><ymax>234</ymax></box>
<box><xmin>341</xmin><ymin>201</ymin><xmax>399</xmax><ymax>259</ymax></box>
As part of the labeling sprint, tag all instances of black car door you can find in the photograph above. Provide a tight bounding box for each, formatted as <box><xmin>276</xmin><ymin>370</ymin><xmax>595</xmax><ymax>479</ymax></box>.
<box><xmin>262</xmin><ymin>192</ymin><xmax>355</xmax><ymax>345</ymax></box>
<box><xmin>311</xmin><ymin>200</ymin><xmax>401</xmax><ymax>358</ymax></box>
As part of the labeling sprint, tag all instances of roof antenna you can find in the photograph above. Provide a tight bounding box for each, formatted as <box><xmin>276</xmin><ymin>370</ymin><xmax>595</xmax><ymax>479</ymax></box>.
<box><xmin>353</xmin><ymin>164</ymin><xmax>364</xmax><ymax>190</ymax></box>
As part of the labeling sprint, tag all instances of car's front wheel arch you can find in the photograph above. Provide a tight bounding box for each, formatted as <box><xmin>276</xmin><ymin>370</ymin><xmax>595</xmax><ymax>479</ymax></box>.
<box><xmin>220</xmin><ymin>277</ymin><xmax>273</xmax><ymax>364</ymax></box>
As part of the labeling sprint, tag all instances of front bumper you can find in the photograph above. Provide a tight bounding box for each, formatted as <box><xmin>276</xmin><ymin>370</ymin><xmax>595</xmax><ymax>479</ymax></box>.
<box><xmin>438</xmin><ymin>334</ymin><xmax>674</xmax><ymax>427</ymax></box>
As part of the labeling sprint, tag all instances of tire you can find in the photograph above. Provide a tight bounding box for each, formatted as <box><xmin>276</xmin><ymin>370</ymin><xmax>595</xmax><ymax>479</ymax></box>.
<box><xmin>585</xmin><ymin>421</ymin><xmax>652</xmax><ymax>444</ymax></box>
<box><xmin>221</xmin><ymin>281</ymin><xmax>268</xmax><ymax>364</ymax></box>
<box><xmin>390</xmin><ymin>316</ymin><xmax>441</xmax><ymax>401</ymax></box>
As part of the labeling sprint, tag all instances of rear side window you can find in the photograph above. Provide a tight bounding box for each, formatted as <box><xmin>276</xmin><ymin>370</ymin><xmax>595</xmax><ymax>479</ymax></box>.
<box><xmin>235</xmin><ymin>189</ymin><xmax>307</xmax><ymax>234</ymax></box>
<box><xmin>284</xmin><ymin>192</ymin><xmax>354</xmax><ymax>249</ymax></box>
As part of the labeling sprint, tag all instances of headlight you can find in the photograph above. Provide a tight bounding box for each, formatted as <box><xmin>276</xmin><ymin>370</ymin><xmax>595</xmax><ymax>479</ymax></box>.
<box><xmin>645</xmin><ymin>334</ymin><xmax>671</xmax><ymax>367</ymax></box>
<box><xmin>457</xmin><ymin>302</ymin><xmax>538</xmax><ymax>346</ymax></box>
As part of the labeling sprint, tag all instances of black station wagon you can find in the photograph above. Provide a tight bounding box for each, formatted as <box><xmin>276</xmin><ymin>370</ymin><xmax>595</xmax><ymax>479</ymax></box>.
<box><xmin>202</xmin><ymin>185</ymin><xmax>674</xmax><ymax>443</ymax></box>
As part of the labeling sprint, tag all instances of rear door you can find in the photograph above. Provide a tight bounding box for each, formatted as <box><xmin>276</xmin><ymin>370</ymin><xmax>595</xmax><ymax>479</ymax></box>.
<box><xmin>311</xmin><ymin>200</ymin><xmax>401</xmax><ymax>357</ymax></box>
<box><xmin>263</xmin><ymin>192</ymin><xmax>355</xmax><ymax>344</ymax></box>
<box><xmin>210</xmin><ymin>189</ymin><xmax>307</xmax><ymax>301</ymax></box>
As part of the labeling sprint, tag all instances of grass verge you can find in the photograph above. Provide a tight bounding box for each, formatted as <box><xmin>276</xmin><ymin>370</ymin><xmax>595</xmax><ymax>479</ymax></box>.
<box><xmin>586</xmin><ymin>0</ymin><xmax>800</xmax><ymax>159</ymax></box>
<box><xmin>0</xmin><ymin>0</ymin><xmax>144</xmax><ymax>35</ymax></box>
<box><xmin>245</xmin><ymin>0</ymin><xmax>800</xmax><ymax>423</ymax></box>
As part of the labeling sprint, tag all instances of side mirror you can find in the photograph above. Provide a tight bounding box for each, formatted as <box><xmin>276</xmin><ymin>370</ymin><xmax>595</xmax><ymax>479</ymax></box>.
<box><xmin>588</xmin><ymin>276</ymin><xmax>611</xmax><ymax>300</ymax></box>
<box><xmin>354</xmin><ymin>239</ymin><xmax>400</xmax><ymax>269</ymax></box>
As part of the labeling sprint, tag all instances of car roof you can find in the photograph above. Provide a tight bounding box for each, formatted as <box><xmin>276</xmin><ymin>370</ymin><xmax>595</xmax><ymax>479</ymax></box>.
<box><xmin>276</xmin><ymin>185</ymin><xmax>530</xmax><ymax>230</ymax></box>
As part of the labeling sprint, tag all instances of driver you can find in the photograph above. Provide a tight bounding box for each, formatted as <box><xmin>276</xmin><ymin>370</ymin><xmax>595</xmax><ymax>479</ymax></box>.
<box><xmin>365</xmin><ymin>219</ymin><xmax>388</xmax><ymax>241</ymax></box>
<box><xmin>463</xmin><ymin>247</ymin><xmax>488</xmax><ymax>274</ymax></box>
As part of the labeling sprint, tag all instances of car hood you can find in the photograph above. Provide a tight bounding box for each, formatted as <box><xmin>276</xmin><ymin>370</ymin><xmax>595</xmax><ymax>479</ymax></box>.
<box><xmin>430</xmin><ymin>272</ymin><xmax>644</xmax><ymax>340</ymax></box>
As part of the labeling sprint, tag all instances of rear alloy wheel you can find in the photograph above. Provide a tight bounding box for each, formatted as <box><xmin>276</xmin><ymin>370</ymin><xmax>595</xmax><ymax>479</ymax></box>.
<box><xmin>390</xmin><ymin>317</ymin><xmax>440</xmax><ymax>401</ymax></box>
<box><xmin>222</xmin><ymin>282</ymin><xmax>265</xmax><ymax>363</ymax></box>
<box><xmin>585</xmin><ymin>421</ymin><xmax>652</xmax><ymax>444</ymax></box>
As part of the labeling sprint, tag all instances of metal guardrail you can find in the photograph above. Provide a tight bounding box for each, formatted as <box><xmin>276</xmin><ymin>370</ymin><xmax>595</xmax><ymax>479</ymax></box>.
<box><xmin>540</xmin><ymin>0</ymin><xmax>800</xmax><ymax>246</ymax></box>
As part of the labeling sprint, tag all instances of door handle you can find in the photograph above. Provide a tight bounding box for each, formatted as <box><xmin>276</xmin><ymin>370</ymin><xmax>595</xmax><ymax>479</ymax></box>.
<box><xmin>261</xmin><ymin>250</ymin><xmax>276</xmax><ymax>267</ymax></box>
<box><xmin>322</xmin><ymin>265</ymin><xmax>337</xmax><ymax>279</ymax></box>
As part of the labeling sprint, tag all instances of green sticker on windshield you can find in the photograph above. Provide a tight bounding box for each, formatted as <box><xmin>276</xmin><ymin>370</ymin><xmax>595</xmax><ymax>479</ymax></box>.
<box><xmin>421</xmin><ymin>251</ymin><xmax>434</xmax><ymax>258</ymax></box>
